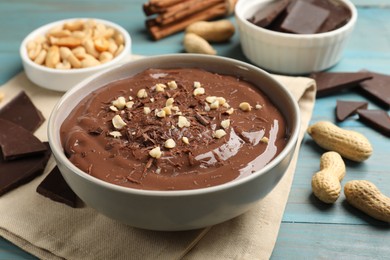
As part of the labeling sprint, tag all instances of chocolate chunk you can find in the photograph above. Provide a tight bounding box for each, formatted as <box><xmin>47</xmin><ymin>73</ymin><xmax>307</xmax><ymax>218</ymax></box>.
<box><xmin>0</xmin><ymin>119</ymin><xmax>47</xmax><ymax>161</ymax></box>
<box><xmin>336</xmin><ymin>100</ymin><xmax>368</xmax><ymax>121</ymax></box>
<box><xmin>357</xmin><ymin>109</ymin><xmax>390</xmax><ymax>137</ymax></box>
<box><xmin>310</xmin><ymin>72</ymin><xmax>373</xmax><ymax>97</ymax></box>
<box><xmin>359</xmin><ymin>71</ymin><xmax>390</xmax><ymax>108</ymax></box>
<box><xmin>308</xmin><ymin>0</ymin><xmax>352</xmax><ymax>32</ymax></box>
<box><xmin>0</xmin><ymin>91</ymin><xmax>45</xmax><ymax>132</ymax></box>
<box><xmin>248</xmin><ymin>0</ymin><xmax>290</xmax><ymax>28</ymax></box>
<box><xmin>0</xmin><ymin>142</ymin><xmax>51</xmax><ymax>196</ymax></box>
<box><xmin>281</xmin><ymin>0</ymin><xmax>330</xmax><ymax>34</ymax></box>
<box><xmin>36</xmin><ymin>166</ymin><xmax>79</xmax><ymax>208</ymax></box>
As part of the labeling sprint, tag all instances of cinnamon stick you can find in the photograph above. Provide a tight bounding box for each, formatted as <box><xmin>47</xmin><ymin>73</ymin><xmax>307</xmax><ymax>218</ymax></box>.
<box><xmin>156</xmin><ymin>0</ymin><xmax>223</xmax><ymax>26</ymax></box>
<box><xmin>147</xmin><ymin>2</ymin><xmax>227</xmax><ymax>40</ymax></box>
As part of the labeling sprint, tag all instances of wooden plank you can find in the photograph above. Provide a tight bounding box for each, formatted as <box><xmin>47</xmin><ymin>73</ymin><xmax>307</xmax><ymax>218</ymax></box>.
<box><xmin>272</xmin><ymin>223</ymin><xmax>390</xmax><ymax>259</ymax></box>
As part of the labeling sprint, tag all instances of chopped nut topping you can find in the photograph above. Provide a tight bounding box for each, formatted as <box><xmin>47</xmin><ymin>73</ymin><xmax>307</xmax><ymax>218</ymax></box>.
<box><xmin>225</xmin><ymin>107</ymin><xmax>234</xmax><ymax>115</ymax></box>
<box><xmin>193</xmin><ymin>81</ymin><xmax>201</xmax><ymax>88</ymax></box>
<box><xmin>171</xmin><ymin>106</ymin><xmax>180</xmax><ymax>111</ymax></box>
<box><xmin>210</xmin><ymin>100</ymin><xmax>220</xmax><ymax>110</ymax></box>
<box><xmin>155</xmin><ymin>83</ymin><xmax>166</xmax><ymax>92</ymax></box>
<box><xmin>109</xmin><ymin>105</ymin><xmax>118</xmax><ymax>112</ymax></box>
<box><xmin>150</xmin><ymin>98</ymin><xmax>155</xmax><ymax>103</ymax></box>
<box><xmin>143</xmin><ymin>106</ymin><xmax>151</xmax><ymax>114</ymax></box>
<box><xmin>255</xmin><ymin>104</ymin><xmax>263</xmax><ymax>110</ymax></box>
<box><xmin>149</xmin><ymin>146</ymin><xmax>162</xmax><ymax>159</ymax></box>
<box><xmin>178</xmin><ymin>115</ymin><xmax>190</xmax><ymax>128</ymax></box>
<box><xmin>167</xmin><ymin>80</ymin><xmax>178</xmax><ymax>90</ymax></box>
<box><xmin>112</xmin><ymin>96</ymin><xmax>126</xmax><ymax>110</ymax></box>
<box><xmin>137</xmin><ymin>88</ymin><xmax>148</xmax><ymax>98</ymax></box>
<box><xmin>109</xmin><ymin>131</ymin><xmax>122</xmax><ymax>138</ymax></box>
<box><xmin>221</xmin><ymin>119</ymin><xmax>230</xmax><ymax>129</ymax></box>
<box><xmin>166</xmin><ymin>97</ymin><xmax>174</xmax><ymax>107</ymax></box>
<box><xmin>112</xmin><ymin>114</ymin><xmax>127</xmax><ymax>129</ymax></box>
<box><xmin>182</xmin><ymin>136</ymin><xmax>189</xmax><ymax>144</ymax></box>
<box><xmin>128</xmin><ymin>96</ymin><xmax>133</xmax><ymax>100</ymax></box>
<box><xmin>223</xmin><ymin>102</ymin><xmax>230</xmax><ymax>108</ymax></box>
<box><xmin>213</xmin><ymin>129</ymin><xmax>227</xmax><ymax>139</ymax></box>
<box><xmin>164</xmin><ymin>138</ymin><xmax>176</xmax><ymax>149</ymax></box>
<box><xmin>206</xmin><ymin>96</ymin><xmax>217</xmax><ymax>104</ymax></box>
<box><xmin>216</xmin><ymin>97</ymin><xmax>226</xmax><ymax>106</ymax></box>
<box><xmin>162</xmin><ymin>106</ymin><xmax>172</xmax><ymax>115</ymax></box>
<box><xmin>239</xmin><ymin>102</ymin><xmax>252</xmax><ymax>112</ymax></box>
<box><xmin>260</xmin><ymin>136</ymin><xmax>269</xmax><ymax>144</ymax></box>
<box><xmin>156</xmin><ymin>109</ymin><xmax>166</xmax><ymax>118</ymax></box>
<box><xmin>204</xmin><ymin>103</ymin><xmax>211</xmax><ymax>112</ymax></box>
<box><xmin>125</xmin><ymin>101</ymin><xmax>134</xmax><ymax>108</ymax></box>
<box><xmin>193</xmin><ymin>87</ymin><xmax>205</xmax><ymax>96</ymax></box>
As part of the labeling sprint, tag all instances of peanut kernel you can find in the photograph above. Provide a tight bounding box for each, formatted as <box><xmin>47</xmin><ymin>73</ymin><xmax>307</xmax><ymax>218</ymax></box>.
<box><xmin>164</xmin><ymin>138</ymin><xmax>176</xmax><ymax>149</ymax></box>
<box><xmin>166</xmin><ymin>97</ymin><xmax>174</xmax><ymax>107</ymax></box>
<box><xmin>149</xmin><ymin>147</ymin><xmax>162</xmax><ymax>159</ymax></box>
<box><xmin>182</xmin><ymin>136</ymin><xmax>189</xmax><ymax>144</ymax></box>
<box><xmin>125</xmin><ymin>101</ymin><xmax>134</xmax><ymax>109</ymax></box>
<box><xmin>193</xmin><ymin>87</ymin><xmax>205</xmax><ymax>96</ymax></box>
<box><xmin>260</xmin><ymin>136</ymin><xmax>269</xmax><ymax>144</ymax></box>
<box><xmin>144</xmin><ymin>107</ymin><xmax>151</xmax><ymax>114</ymax></box>
<box><xmin>206</xmin><ymin>96</ymin><xmax>217</xmax><ymax>104</ymax></box>
<box><xmin>221</xmin><ymin>119</ymin><xmax>230</xmax><ymax>129</ymax></box>
<box><xmin>156</xmin><ymin>109</ymin><xmax>166</xmax><ymax>118</ymax></box>
<box><xmin>109</xmin><ymin>131</ymin><xmax>122</xmax><ymax>138</ymax></box>
<box><xmin>225</xmin><ymin>107</ymin><xmax>234</xmax><ymax>115</ymax></box>
<box><xmin>210</xmin><ymin>100</ymin><xmax>220</xmax><ymax>110</ymax></box>
<box><xmin>255</xmin><ymin>104</ymin><xmax>263</xmax><ymax>110</ymax></box>
<box><xmin>193</xmin><ymin>81</ymin><xmax>201</xmax><ymax>88</ymax></box>
<box><xmin>213</xmin><ymin>129</ymin><xmax>227</xmax><ymax>139</ymax></box>
<box><xmin>239</xmin><ymin>102</ymin><xmax>252</xmax><ymax>112</ymax></box>
<box><xmin>178</xmin><ymin>116</ymin><xmax>191</xmax><ymax>128</ymax></box>
<box><xmin>137</xmin><ymin>89</ymin><xmax>148</xmax><ymax>98</ymax></box>
<box><xmin>109</xmin><ymin>105</ymin><xmax>118</xmax><ymax>112</ymax></box>
<box><xmin>167</xmin><ymin>81</ymin><xmax>178</xmax><ymax>90</ymax></box>
<box><xmin>155</xmin><ymin>83</ymin><xmax>166</xmax><ymax>92</ymax></box>
<box><xmin>112</xmin><ymin>115</ymin><xmax>127</xmax><ymax>129</ymax></box>
<box><xmin>112</xmin><ymin>96</ymin><xmax>126</xmax><ymax>110</ymax></box>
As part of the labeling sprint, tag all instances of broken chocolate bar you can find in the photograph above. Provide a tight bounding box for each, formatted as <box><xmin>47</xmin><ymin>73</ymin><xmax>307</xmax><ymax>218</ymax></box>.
<box><xmin>359</xmin><ymin>71</ymin><xmax>390</xmax><ymax>108</ymax></box>
<box><xmin>36</xmin><ymin>166</ymin><xmax>78</xmax><ymax>208</ymax></box>
<box><xmin>310</xmin><ymin>72</ymin><xmax>373</xmax><ymax>97</ymax></box>
<box><xmin>0</xmin><ymin>91</ymin><xmax>45</xmax><ymax>132</ymax></box>
<box><xmin>281</xmin><ymin>0</ymin><xmax>330</xmax><ymax>34</ymax></box>
<box><xmin>0</xmin><ymin>119</ymin><xmax>47</xmax><ymax>161</ymax></box>
<box><xmin>248</xmin><ymin>0</ymin><xmax>291</xmax><ymax>28</ymax></box>
<box><xmin>336</xmin><ymin>100</ymin><xmax>368</xmax><ymax>121</ymax></box>
<box><xmin>0</xmin><ymin>142</ymin><xmax>51</xmax><ymax>196</ymax></box>
<box><xmin>357</xmin><ymin>109</ymin><xmax>390</xmax><ymax>137</ymax></box>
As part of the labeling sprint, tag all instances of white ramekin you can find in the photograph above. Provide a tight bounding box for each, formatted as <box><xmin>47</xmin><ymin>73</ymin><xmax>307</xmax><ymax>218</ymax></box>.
<box><xmin>235</xmin><ymin>0</ymin><xmax>357</xmax><ymax>75</ymax></box>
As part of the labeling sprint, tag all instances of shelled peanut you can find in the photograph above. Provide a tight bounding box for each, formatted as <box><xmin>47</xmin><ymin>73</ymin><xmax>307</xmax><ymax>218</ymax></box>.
<box><xmin>26</xmin><ymin>19</ymin><xmax>125</xmax><ymax>69</ymax></box>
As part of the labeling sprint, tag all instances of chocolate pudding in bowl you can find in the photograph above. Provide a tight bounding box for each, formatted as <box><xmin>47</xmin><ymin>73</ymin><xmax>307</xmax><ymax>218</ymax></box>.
<box><xmin>61</xmin><ymin>67</ymin><xmax>288</xmax><ymax>191</ymax></box>
<box><xmin>48</xmin><ymin>54</ymin><xmax>300</xmax><ymax>230</ymax></box>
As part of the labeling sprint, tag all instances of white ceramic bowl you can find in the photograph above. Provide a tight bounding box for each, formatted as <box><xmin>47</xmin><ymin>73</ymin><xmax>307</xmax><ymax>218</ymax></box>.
<box><xmin>235</xmin><ymin>0</ymin><xmax>357</xmax><ymax>75</ymax></box>
<box><xmin>48</xmin><ymin>54</ymin><xmax>300</xmax><ymax>231</ymax></box>
<box><xmin>20</xmin><ymin>18</ymin><xmax>131</xmax><ymax>92</ymax></box>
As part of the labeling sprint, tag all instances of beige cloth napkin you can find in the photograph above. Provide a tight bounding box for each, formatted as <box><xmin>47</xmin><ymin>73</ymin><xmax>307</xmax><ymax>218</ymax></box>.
<box><xmin>0</xmin><ymin>57</ymin><xmax>316</xmax><ymax>260</ymax></box>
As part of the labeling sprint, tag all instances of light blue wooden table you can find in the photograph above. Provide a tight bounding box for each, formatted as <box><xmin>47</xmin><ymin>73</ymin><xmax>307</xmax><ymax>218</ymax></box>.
<box><xmin>0</xmin><ymin>0</ymin><xmax>389</xmax><ymax>259</ymax></box>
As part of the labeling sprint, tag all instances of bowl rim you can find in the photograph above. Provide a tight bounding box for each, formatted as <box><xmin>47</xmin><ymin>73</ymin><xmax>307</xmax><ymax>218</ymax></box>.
<box><xmin>235</xmin><ymin>0</ymin><xmax>358</xmax><ymax>39</ymax></box>
<box><xmin>48</xmin><ymin>54</ymin><xmax>301</xmax><ymax>197</ymax></box>
<box><xmin>19</xmin><ymin>17</ymin><xmax>131</xmax><ymax>75</ymax></box>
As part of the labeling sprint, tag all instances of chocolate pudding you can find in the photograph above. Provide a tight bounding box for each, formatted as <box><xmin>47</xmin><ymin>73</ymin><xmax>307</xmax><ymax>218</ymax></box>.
<box><xmin>60</xmin><ymin>68</ymin><xmax>289</xmax><ymax>190</ymax></box>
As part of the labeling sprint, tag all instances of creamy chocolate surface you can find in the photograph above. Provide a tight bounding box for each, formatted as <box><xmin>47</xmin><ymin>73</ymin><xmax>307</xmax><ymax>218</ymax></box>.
<box><xmin>61</xmin><ymin>68</ymin><xmax>289</xmax><ymax>190</ymax></box>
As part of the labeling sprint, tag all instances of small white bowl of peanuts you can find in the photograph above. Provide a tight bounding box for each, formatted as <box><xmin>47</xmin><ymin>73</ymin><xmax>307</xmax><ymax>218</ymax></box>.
<box><xmin>20</xmin><ymin>18</ymin><xmax>131</xmax><ymax>92</ymax></box>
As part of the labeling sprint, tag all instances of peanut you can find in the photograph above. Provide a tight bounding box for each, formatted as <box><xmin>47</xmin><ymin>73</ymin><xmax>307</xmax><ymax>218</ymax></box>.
<box><xmin>311</xmin><ymin>151</ymin><xmax>346</xmax><ymax>203</ymax></box>
<box><xmin>45</xmin><ymin>45</ymin><xmax>60</xmax><ymax>68</ymax></box>
<box><xmin>186</xmin><ymin>20</ymin><xmax>235</xmax><ymax>42</ymax></box>
<box><xmin>344</xmin><ymin>180</ymin><xmax>390</xmax><ymax>223</ymax></box>
<box><xmin>307</xmin><ymin>121</ymin><xmax>373</xmax><ymax>162</ymax></box>
<box><xmin>183</xmin><ymin>33</ymin><xmax>216</xmax><ymax>55</ymax></box>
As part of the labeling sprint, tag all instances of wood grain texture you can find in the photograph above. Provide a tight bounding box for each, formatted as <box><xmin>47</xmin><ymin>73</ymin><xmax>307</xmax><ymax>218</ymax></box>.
<box><xmin>0</xmin><ymin>0</ymin><xmax>389</xmax><ymax>259</ymax></box>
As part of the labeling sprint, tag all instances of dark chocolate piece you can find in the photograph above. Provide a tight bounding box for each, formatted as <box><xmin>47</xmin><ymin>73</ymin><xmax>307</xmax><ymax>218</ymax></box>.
<box><xmin>336</xmin><ymin>100</ymin><xmax>368</xmax><ymax>121</ymax></box>
<box><xmin>36</xmin><ymin>166</ymin><xmax>78</xmax><ymax>208</ymax></box>
<box><xmin>310</xmin><ymin>72</ymin><xmax>373</xmax><ymax>97</ymax></box>
<box><xmin>248</xmin><ymin>0</ymin><xmax>290</xmax><ymax>28</ymax></box>
<box><xmin>281</xmin><ymin>0</ymin><xmax>330</xmax><ymax>34</ymax></box>
<box><xmin>0</xmin><ymin>91</ymin><xmax>45</xmax><ymax>132</ymax></box>
<box><xmin>309</xmin><ymin>0</ymin><xmax>352</xmax><ymax>32</ymax></box>
<box><xmin>0</xmin><ymin>142</ymin><xmax>51</xmax><ymax>196</ymax></box>
<box><xmin>357</xmin><ymin>109</ymin><xmax>390</xmax><ymax>137</ymax></box>
<box><xmin>359</xmin><ymin>71</ymin><xmax>390</xmax><ymax>108</ymax></box>
<box><xmin>0</xmin><ymin>119</ymin><xmax>47</xmax><ymax>161</ymax></box>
